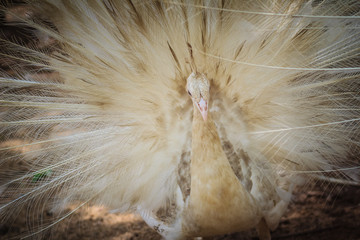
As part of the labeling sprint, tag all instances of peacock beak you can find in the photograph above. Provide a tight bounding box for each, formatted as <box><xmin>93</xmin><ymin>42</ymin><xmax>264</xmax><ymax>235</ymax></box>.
<box><xmin>196</xmin><ymin>97</ymin><xmax>208</xmax><ymax>121</ymax></box>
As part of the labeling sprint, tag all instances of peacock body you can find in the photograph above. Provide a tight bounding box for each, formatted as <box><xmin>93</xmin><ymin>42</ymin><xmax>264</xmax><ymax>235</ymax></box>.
<box><xmin>0</xmin><ymin>1</ymin><xmax>359</xmax><ymax>239</ymax></box>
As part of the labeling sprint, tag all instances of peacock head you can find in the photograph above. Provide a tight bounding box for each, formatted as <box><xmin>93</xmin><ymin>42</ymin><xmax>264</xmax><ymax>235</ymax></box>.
<box><xmin>186</xmin><ymin>72</ymin><xmax>210</xmax><ymax>121</ymax></box>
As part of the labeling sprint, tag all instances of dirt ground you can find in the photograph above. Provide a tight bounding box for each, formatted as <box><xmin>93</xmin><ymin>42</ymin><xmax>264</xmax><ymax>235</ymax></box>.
<box><xmin>1</xmin><ymin>182</ymin><xmax>360</xmax><ymax>240</ymax></box>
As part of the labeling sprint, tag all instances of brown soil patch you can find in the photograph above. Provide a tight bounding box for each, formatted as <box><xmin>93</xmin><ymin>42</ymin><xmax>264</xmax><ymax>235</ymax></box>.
<box><xmin>1</xmin><ymin>183</ymin><xmax>360</xmax><ymax>240</ymax></box>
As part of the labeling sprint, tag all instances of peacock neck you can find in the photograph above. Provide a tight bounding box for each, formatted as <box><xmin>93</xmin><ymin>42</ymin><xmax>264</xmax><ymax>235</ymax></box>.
<box><xmin>191</xmin><ymin>105</ymin><xmax>221</xmax><ymax>159</ymax></box>
<box><xmin>190</xmin><ymin>104</ymin><xmax>231</xmax><ymax>183</ymax></box>
<box><xmin>184</xmin><ymin>104</ymin><xmax>262</xmax><ymax>236</ymax></box>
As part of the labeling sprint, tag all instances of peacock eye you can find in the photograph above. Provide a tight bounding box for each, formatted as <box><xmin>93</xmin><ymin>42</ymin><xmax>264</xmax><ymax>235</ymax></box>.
<box><xmin>187</xmin><ymin>90</ymin><xmax>192</xmax><ymax>96</ymax></box>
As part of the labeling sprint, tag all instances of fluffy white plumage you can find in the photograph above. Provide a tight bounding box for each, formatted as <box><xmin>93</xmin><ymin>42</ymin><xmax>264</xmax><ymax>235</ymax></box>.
<box><xmin>0</xmin><ymin>0</ymin><xmax>359</xmax><ymax>239</ymax></box>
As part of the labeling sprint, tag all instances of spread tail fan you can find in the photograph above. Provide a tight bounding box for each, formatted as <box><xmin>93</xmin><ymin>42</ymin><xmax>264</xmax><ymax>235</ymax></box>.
<box><xmin>0</xmin><ymin>0</ymin><xmax>359</xmax><ymax>239</ymax></box>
